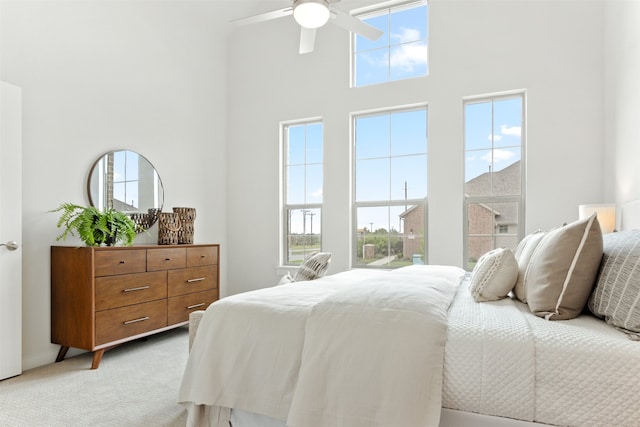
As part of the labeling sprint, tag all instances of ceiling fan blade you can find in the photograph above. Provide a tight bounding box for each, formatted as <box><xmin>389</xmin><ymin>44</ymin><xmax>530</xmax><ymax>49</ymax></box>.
<box><xmin>231</xmin><ymin>7</ymin><xmax>293</xmax><ymax>26</ymax></box>
<box><xmin>330</xmin><ymin>8</ymin><xmax>383</xmax><ymax>41</ymax></box>
<box><xmin>299</xmin><ymin>27</ymin><xmax>317</xmax><ymax>54</ymax></box>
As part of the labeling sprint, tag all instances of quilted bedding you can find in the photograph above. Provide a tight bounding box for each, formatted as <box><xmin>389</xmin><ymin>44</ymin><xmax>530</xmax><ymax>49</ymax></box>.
<box><xmin>444</xmin><ymin>281</ymin><xmax>640</xmax><ymax>426</ymax></box>
<box><xmin>179</xmin><ymin>265</ymin><xmax>465</xmax><ymax>427</ymax></box>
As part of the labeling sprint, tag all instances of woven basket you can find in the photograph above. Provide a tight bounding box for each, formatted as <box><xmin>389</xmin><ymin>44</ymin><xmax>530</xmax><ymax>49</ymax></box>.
<box><xmin>173</xmin><ymin>207</ymin><xmax>196</xmax><ymax>244</ymax></box>
<box><xmin>157</xmin><ymin>212</ymin><xmax>181</xmax><ymax>245</ymax></box>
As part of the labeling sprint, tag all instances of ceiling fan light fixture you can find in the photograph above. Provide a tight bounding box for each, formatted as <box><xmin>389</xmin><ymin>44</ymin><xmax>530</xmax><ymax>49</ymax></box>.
<box><xmin>293</xmin><ymin>0</ymin><xmax>330</xmax><ymax>29</ymax></box>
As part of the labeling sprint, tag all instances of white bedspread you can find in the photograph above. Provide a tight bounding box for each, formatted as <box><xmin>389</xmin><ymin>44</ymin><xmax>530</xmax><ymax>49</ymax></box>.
<box><xmin>178</xmin><ymin>265</ymin><xmax>465</xmax><ymax>427</ymax></box>
<box><xmin>444</xmin><ymin>281</ymin><xmax>640</xmax><ymax>426</ymax></box>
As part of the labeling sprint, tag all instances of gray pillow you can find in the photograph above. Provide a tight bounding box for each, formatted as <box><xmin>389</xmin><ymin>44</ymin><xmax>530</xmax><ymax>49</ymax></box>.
<box><xmin>525</xmin><ymin>213</ymin><xmax>603</xmax><ymax>320</ymax></box>
<box><xmin>293</xmin><ymin>252</ymin><xmax>332</xmax><ymax>282</ymax></box>
<box><xmin>588</xmin><ymin>230</ymin><xmax>640</xmax><ymax>339</ymax></box>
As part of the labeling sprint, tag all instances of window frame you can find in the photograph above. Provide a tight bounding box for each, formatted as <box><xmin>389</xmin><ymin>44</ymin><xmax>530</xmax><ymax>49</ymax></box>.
<box><xmin>463</xmin><ymin>91</ymin><xmax>526</xmax><ymax>270</ymax></box>
<box><xmin>280</xmin><ymin>118</ymin><xmax>324</xmax><ymax>266</ymax></box>
<box><xmin>351</xmin><ymin>104</ymin><xmax>428</xmax><ymax>268</ymax></box>
<box><xmin>351</xmin><ymin>0</ymin><xmax>428</xmax><ymax>88</ymax></box>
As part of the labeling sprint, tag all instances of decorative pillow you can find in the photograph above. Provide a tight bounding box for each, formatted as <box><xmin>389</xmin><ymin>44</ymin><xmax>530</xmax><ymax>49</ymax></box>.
<box><xmin>469</xmin><ymin>248</ymin><xmax>518</xmax><ymax>302</ymax></box>
<box><xmin>293</xmin><ymin>252</ymin><xmax>332</xmax><ymax>282</ymax></box>
<box><xmin>277</xmin><ymin>272</ymin><xmax>293</xmax><ymax>286</ymax></box>
<box><xmin>525</xmin><ymin>213</ymin><xmax>603</xmax><ymax>320</ymax></box>
<box><xmin>588</xmin><ymin>230</ymin><xmax>640</xmax><ymax>339</ymax></box>
<box><xmin>513</xmin><ymin>230</ymin><xmax>547</xmax><ymax>302</ymax></box>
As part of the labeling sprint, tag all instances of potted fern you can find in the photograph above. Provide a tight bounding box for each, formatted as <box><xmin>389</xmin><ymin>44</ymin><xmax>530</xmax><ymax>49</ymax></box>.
<box><xmin>51</xmin><ymin>203</ymin><xmax>137</xmax><ymax>246</ymax></box>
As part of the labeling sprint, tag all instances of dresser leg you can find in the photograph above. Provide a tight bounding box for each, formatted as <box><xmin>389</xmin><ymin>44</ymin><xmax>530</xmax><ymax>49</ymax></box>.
<box><xmin>91</xmin><ymin>349</ymin><xmax>105</xmax><ymax>370</ymax></box>
<box><xmin>55</xmin><ymin>345</ymin><xmax>69</xmax><ymax>363</ymax></box>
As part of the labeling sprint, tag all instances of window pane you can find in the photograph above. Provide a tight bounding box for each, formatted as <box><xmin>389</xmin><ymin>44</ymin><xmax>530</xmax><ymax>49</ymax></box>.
<box><xmin>288</xmin><ymin>125</ymin><xmax>305</xmax><ymax>165</ymax></box>
<box><xmin>306</xmin><ymin>164</ymin><xmax>323</xmax><ymax>203</ymax></box>
<box><xmin>390</xmin><ymin>5</ymin><xmax>426</xmax><ymax>44</ymax></box>
<box><xmin>391</xmin><ymin>109</ymin><xmax>427</xmax><ymax>156</ymax></box>
<box><xmin>467</xmin><ymin>201</ymin><xmax>520</xmax><ymax>269</ymax></box>
<box><xmin>467</xmin><ymin>235</ymin><xmax>493</xmax><ymax>268</ymax></box>
<box><xmin>391</xmin><ymin>154</ymin><xmax>427</xmax><ymax>199</ymax></box>
<box><xmin>356</xmin><ymin>114</ymin><xmax>389</xmax><ymax>159</ymax></box>
<box><xmin>356</xmin><ymin>13</ymin><xmax>388</xmax><ymax>51</ymax></box>
<box><xmin>354</xmin><ymin>3</ymin><xmax>428</xmax><ymax>87</ymax></box>
<box><xmin>493</xmin><ymin>97</ymin><xmax>522</xmax><ymax>149</ymax></box>
<box><xmin>306</xmin><ymin>123</ymin><xmax>323</xmax><ymax>164</ymax></box>
<box><xmin>465</xmin><ymin>102</ymin><xmax>493</xmax><ymax>151</ymax></box>
<box><xmin>286</xmin><ymin>208</ymin><xmax>321</xmax><ymax>265</ymax></box>
<box><xmin>356</xmin><ymin>158</ymin><xmax>389</xmax><ymax>201</ymax></box>
<box><xmin>287</xmin><ymin>165</ymin><xmax>305</xmax><ymax>204</ymax></box>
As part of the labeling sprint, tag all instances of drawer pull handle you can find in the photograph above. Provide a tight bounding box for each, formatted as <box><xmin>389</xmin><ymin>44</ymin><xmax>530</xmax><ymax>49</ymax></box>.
<box><xmin>187</xmin><ymin>277</ymin><xmax>206</xmax><ymax>283</ymax></box>
<box><xmin>187</xmin><ymin>303</ymin><xmax>206</xmax><ymax>309</ymax></box>
<box><xmin>123</xmin><ymin>286</ymin><xmax>150</xmax><ymax>293</ymax></box>
<box><xmin>165</xmin><ymin>258</ymin><xmax>171</xmax><ymax>261</ymax></box>
<box><xmin>119</xmin><ymin>260</ymin><xmax>126</xmax><ymax>264</ymax></box>
<box><xmin>123</xmin><ymin>316</ymin><xmax>150</xmax><ymax>325</ymax></box>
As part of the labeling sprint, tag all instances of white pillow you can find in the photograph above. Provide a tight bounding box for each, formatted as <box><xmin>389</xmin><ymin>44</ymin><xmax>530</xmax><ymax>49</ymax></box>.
<box><xmin>277</xmin><ymin>272</ymin><xmax>293</xmax><ymax>286</ymax></box>
<box><xmin>469</xmin><ymin>248</ymin><xmax>519</xmax><ymax>302</ymax></box>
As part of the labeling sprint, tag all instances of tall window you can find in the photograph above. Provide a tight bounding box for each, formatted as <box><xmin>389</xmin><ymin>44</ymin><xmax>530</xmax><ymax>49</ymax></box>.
<box><xmin>464</xmin><ymin>93</ymin><xmax>525</xmax><ymax>270</ymax></box>
<box><xmin>283</xmin><ymin>121</ymin><xmax>323</xmax><ymax>265</ymax></box>
<box><xmin>353</xmin><ymin>106</ymin><xmax>427</xmax><ymax>268</ymax></box>
<box><xmin>353</xmin><ymin>1</ymin><xmax>428</xmax><ymax>87</ymax></box>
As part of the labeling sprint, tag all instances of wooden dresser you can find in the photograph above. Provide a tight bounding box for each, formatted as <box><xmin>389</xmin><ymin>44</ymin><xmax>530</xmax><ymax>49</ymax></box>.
<box><xmin>51</xmin><ymin>244</ymin><xmax>219</xmax><ymax>369</ymax></box>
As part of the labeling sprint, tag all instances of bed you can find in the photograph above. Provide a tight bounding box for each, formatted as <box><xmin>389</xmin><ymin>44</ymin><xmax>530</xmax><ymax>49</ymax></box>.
<box><xmin>178</xmin><ymin>201</ymin><xmax>640</xmax><ymax>427</ymax></box>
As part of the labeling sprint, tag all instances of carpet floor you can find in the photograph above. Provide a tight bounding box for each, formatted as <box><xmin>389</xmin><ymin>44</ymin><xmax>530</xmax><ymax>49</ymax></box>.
<box><xmin>0</xmin><ymin>327</ymin><xmax>189</xmax><ymax>427</ymax></box>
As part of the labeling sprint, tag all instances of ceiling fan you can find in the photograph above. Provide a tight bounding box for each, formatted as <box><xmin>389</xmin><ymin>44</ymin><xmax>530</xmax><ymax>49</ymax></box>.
<box><xmin>232</xmin><ymin>0</ymin><xmax>384</xmax><ymax>54</ymax></box>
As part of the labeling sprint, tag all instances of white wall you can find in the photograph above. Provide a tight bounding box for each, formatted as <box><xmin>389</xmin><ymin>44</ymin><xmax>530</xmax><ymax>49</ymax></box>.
<box><xmin>1</xmin><ymin>1</ymin><xmax>229</xmax><ymax>369</ymax></box>
<box><xmin>226</xmin><ymin>0</ymin><xmax>605</xmax><ymax>294</ymax></box>
<box><xmin>604</xmin><ymin>0</ymin><xmax>640</xmax><ymax>208</ymax></box>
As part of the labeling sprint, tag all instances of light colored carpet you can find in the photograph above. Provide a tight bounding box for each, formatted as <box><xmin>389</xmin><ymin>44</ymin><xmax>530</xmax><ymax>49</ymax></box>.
<box><xmin>0</xmin><ymin>327</ymin><xmax>189</xmax><ymax>426</ymax></box>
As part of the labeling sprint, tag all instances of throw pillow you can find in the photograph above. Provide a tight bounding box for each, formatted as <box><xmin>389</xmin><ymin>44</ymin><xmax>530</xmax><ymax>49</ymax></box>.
<box><xmin>588</xmin><ymin>230</ymin><xmax>640</xmax><ymax>339</ymax></box>
<box><xmin>525</xmin><ymin>213</ymin><xmax>603</xmax><ymax>320</ymax></box>
<box><xmin>513</xmin><ymin>230</ymin><xmax>547</xmax><ymax>302</ymax></box>
<box><xmin>469</xmin><ymin>248</ymin><xmax>519</xmax><ymax>302</ymax></box>
<box><xmin>293</xmin><ymin>252</ymin><xmax>332</xmax><ymax>282</ymax></box>
<box><xmin>277</xmin><ymin>272</ymin><xmax>293</xmax><ymax>286</ymax></box>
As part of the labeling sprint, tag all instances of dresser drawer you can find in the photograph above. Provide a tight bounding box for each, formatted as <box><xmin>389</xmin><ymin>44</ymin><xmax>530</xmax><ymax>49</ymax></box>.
<box><xmin>95</xmin><ymin>300</ymin><xmax>167</xmax><ymax>345</ymax></box>
<box><xmin>94</xmin><ymin>249</ymin><xmax>146</xmax><ymax>277</ymax></box>
<box><xmin>95</xmin><ymin>271</ymin><xmax>167</xmax><ymax>311</ymax></box>
<box><xmin>167</xmin><ymin>265</ymin><xmax>217</xmax><ymax>297</ymax></box>
<box><xmin>147</xmin><ymin>247</ymin><xmax>186</xmax><ymax>271</ymax></box>
<box><xmin>187</xmin><ymin>246</ymin><xmax>218</xmax><ymax>267</ymax></box>
<box><xmin>168</xmin><ymin>289</ymin><xmax>218</xmax><ymax>325</ymax></box>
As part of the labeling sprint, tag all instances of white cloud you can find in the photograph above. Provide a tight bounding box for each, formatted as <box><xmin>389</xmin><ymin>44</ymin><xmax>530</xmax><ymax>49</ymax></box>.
<box><xmin>312</xmin><ymin>187</ymin><xmax>323</xmax><ymax>199</ymax></box>
<box><xmin>390</xmin><ymin>43</ymin><xmax>427</xmax><ymax>73</ymax></box>
<box><xmin>500</xmin><ymin>125</ymin><xmax>521</xmax><ymax>137</ymax></box>
<box><xmin>488</xmin><ymin>133</ymin><xmax>503</xmax><ymax>142</ymax></box>
<box><xmin>387</xmin><ymin>27</ymin><xmax>426</xmax><ymax>73</ymax></box>
<box><xmin>481</xmin><ymin>149</ymin><xmax>516</xmax><ymax>163</ymax></box>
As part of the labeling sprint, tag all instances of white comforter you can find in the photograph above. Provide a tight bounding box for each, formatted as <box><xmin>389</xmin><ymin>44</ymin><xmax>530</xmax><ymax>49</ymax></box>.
<box><xmin>178</xmin><ymin>265</ymin><xmax>465</xmax><ymax>427</ymax></box>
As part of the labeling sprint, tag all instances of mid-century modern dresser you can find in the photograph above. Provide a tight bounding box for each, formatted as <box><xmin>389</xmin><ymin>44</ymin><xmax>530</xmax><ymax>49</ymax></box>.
<box><xmin>51</xmin><ymin>244</ymin><xmax>219</xmax><ymax>369</ymax></box>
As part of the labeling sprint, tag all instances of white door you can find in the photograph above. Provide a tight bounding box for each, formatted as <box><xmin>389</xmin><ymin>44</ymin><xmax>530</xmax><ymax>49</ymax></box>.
<box><xmin>0</xmin><ymin>81</ymin><xmax>22</xmax><ymax>380</ymax></box>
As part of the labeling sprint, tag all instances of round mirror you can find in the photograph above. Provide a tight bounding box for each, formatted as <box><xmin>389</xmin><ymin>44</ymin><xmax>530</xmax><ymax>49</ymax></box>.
<box><xmin>87</xmin><ymin>150</ymin><xmax>164</xmax><ymax>231</ymax></box>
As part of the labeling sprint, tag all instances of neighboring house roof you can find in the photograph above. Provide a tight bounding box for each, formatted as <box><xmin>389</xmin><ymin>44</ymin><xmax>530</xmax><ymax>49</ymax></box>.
<box><xmin>465</xmin><ymin>160</ymin><xmax>520</xmax><ymax>225</ymax></box>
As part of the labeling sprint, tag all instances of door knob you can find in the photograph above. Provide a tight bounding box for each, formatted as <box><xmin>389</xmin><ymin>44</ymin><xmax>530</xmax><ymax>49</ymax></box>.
<box><xmin>0</xmin><ymin>241</ymin><xmax>19</xmax><ymax>251</ymax></box>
